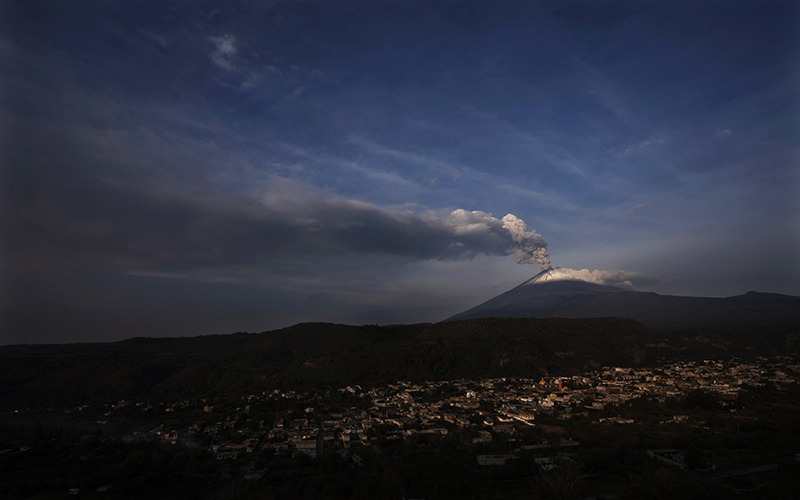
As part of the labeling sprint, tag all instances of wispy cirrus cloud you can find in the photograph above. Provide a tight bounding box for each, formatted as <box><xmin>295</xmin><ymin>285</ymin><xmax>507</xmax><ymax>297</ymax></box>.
<box><xmin>619</xmin><ymin>202</ymin><xmax>649</xmax><ymax>214</ymax></box>
<box><xmin>208</xmin><ymin>34</ymin><xmax>238</xmax><ymax>70</ymax></box>
<box><xmin>622</xmin><ymin>137</ymin><xmax>667</xmax><ymax>154</ymax></box>
<box><xmin>715</xmin><ymin>128</ymin><xmax>733</xmax><ymax>138</ymax></box>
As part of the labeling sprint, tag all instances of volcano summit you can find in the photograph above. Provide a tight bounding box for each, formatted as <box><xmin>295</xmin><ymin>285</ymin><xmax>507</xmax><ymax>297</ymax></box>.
<box><xmin>445</xmin><ymin>267</ymin><xmax>800</xmax><ymax>330</ymax></box>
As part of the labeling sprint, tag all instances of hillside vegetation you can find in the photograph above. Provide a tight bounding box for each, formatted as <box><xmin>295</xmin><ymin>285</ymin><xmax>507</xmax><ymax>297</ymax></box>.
<box><xmin>2</xmin><ymin>317</ymin><xmax>798</xmax><ymax>410</ymax></box>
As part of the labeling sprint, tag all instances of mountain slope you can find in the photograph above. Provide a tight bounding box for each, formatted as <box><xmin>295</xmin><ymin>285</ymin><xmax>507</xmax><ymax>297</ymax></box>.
<box><xmin>445</xmin><ymin>268</ymin><xmax>800</xmax><ymax>330</ymax></box>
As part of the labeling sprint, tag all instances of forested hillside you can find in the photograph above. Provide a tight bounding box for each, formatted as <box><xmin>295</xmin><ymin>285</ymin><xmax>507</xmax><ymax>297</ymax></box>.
<box><xmin>2</xmin><ymin>318</ymin><xmax>798</xmax><ymax>410</ymax></box>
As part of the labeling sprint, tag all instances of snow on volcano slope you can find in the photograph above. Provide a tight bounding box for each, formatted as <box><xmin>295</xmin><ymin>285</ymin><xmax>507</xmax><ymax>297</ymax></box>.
<box><xmin>523</xmin><ymin>267</ymin><xmax>584</xmax><ymax>285</ymax></box>
<box><xmin>522</xmin><ymin>267</ymin><xmax>649</xmax><ymax>289</ymax></box>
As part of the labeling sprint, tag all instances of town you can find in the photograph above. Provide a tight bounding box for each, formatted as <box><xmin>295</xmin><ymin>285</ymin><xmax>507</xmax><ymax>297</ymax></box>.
<box><xmin>3</xmin><ymin>354</ymin><xmax>799</xmax><ymax>499</ymax></box>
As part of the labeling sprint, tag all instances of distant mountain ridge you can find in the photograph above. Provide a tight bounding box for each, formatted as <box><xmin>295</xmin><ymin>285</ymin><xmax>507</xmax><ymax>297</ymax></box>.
<box><xmin>445</xmin><ymin>268</ymin><xmax>800</xmax><ymax>330</ymax></box>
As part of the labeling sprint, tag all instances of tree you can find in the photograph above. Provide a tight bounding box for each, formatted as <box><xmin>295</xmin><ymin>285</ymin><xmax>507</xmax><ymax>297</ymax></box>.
<box><xmin>683</xmin><ymin>450</ymin><xmax>705</xmax><ymax>471</ymax></box>
<box><xmin>685</xmin><ymin>389</ymin><xmax>718</xmax><ymax>410</ymax></box>
<box><xmin>539</xmin><ymin>458</ymin><xmax>583</xmax><ymax>500</ymax></box>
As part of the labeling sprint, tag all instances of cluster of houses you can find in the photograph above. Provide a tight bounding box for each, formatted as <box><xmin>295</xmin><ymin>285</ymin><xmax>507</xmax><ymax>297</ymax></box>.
<box><xmin>55</xmin><ymin>353</ymin><xmax>786</xmax><ymax>475</ymax></box>
<box><xmin>155</xmin><ymin>356</ymin><xmax>798</xmax><ymax>468</ymax></box>
<box><xmin>10</xmin><ymin>355</ymin><xmax>796</xmax><ymax>498</ymax></box>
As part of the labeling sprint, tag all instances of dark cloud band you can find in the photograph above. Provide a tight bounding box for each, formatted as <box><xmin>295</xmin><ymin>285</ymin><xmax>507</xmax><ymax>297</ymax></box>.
<box><xmin>16</xmin><ymin>180</ymin><xmax>550</xmax><ymax>275</ymax></box>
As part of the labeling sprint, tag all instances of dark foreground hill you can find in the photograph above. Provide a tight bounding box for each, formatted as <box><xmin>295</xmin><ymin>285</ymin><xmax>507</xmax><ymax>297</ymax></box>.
<box><xmin>2</xmin><ymin>317</ymin><xmax>798</xmax><ymax>410</ymax></box>
<box><xmin>445</xmin><ymin>270</ymin><xmax>800</xmax><ymax>330</ymax></box>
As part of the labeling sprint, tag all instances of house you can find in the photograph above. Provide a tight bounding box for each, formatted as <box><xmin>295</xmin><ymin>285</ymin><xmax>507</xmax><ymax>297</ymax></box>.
<box><xmin>477</xmin><ymin>454</ymin><xmax>512</xmax><ymax>466</ymax></box>
<box><xmin>647</xmin><ymin>449</ymin><xmax>687</xmax><ymax>469</ymax></box>
<box><xmin>216</xmin><ymin>449</ymin><xmax>239</xmax><ymax>460</ymax></box>
<box><xmin>294</xmin><ymin>439</ymin><xmax>319</xmax><ymax>458</ymax></box>
<box><xmin>472</xmin><ymin>430</ymin><xmax>492</xmax><ymax>444</ymax></box>
<box><xmin>163</xmin><ymin>430</ymin><xmax>179</xmax><ymax>444</ymax></box>
<box><xmin>534</xmin><ymin>457</ymin><xmax>561</xmax><ymax>471</ymax></box>
<box><xmin>244</xmin><ymin>470</ymin><xmax>266</xmax><ymax>481</ymax></box>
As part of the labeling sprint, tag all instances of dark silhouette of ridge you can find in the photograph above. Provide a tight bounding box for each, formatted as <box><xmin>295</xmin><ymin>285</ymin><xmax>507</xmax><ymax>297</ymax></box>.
<box><xmin>445</xmin><ymin>269</ymin><xmax>800</xmax><ymax>330</ymax></box>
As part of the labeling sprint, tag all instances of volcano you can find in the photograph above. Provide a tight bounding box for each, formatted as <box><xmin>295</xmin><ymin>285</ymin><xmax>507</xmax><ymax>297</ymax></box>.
<box><xmin>445</xmin><ymin>267</ymin><xmax>800</xmax><ymax>330</ymax></box>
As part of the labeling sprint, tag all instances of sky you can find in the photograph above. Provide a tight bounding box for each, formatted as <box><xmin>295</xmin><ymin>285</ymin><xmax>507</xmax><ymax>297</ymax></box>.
<box><xmin>2</xmin><ymin>0</ymin><xmax>798</xmax><ymax>344</ymax></box>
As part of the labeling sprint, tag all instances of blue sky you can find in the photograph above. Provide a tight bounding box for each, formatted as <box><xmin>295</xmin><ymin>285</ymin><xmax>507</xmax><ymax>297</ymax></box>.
<box><xmin>2</xmin><ymin>0</ymin><xmax>798</xmax><ymax>344</ymax></box>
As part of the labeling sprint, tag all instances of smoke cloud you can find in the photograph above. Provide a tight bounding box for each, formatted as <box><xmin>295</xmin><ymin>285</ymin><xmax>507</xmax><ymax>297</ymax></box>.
<box><xmin>442</xmin><ymin>210</ymin><xmax>550</xmax><ymax>269</ymax></box>
<box><xmin>501</xmin><ymin>214</ymin><xmax>551</xmax><ymax>269</ymax></box>
<box><xmin>542</xmin><ymin>267</ymin><xmax>659</xmax><ymax>288</ymax></box>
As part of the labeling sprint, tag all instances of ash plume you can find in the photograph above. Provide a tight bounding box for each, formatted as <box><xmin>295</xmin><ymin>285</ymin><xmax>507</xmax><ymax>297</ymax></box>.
<box><xmin>431</xmin><ymin>209</ymin><xmax>551</xmax><ymax>268</ymax></box>
<box><xmin>500</xmin><ymin>214</ymin><xmax>551</xmax><ymax>269</ymax></box>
